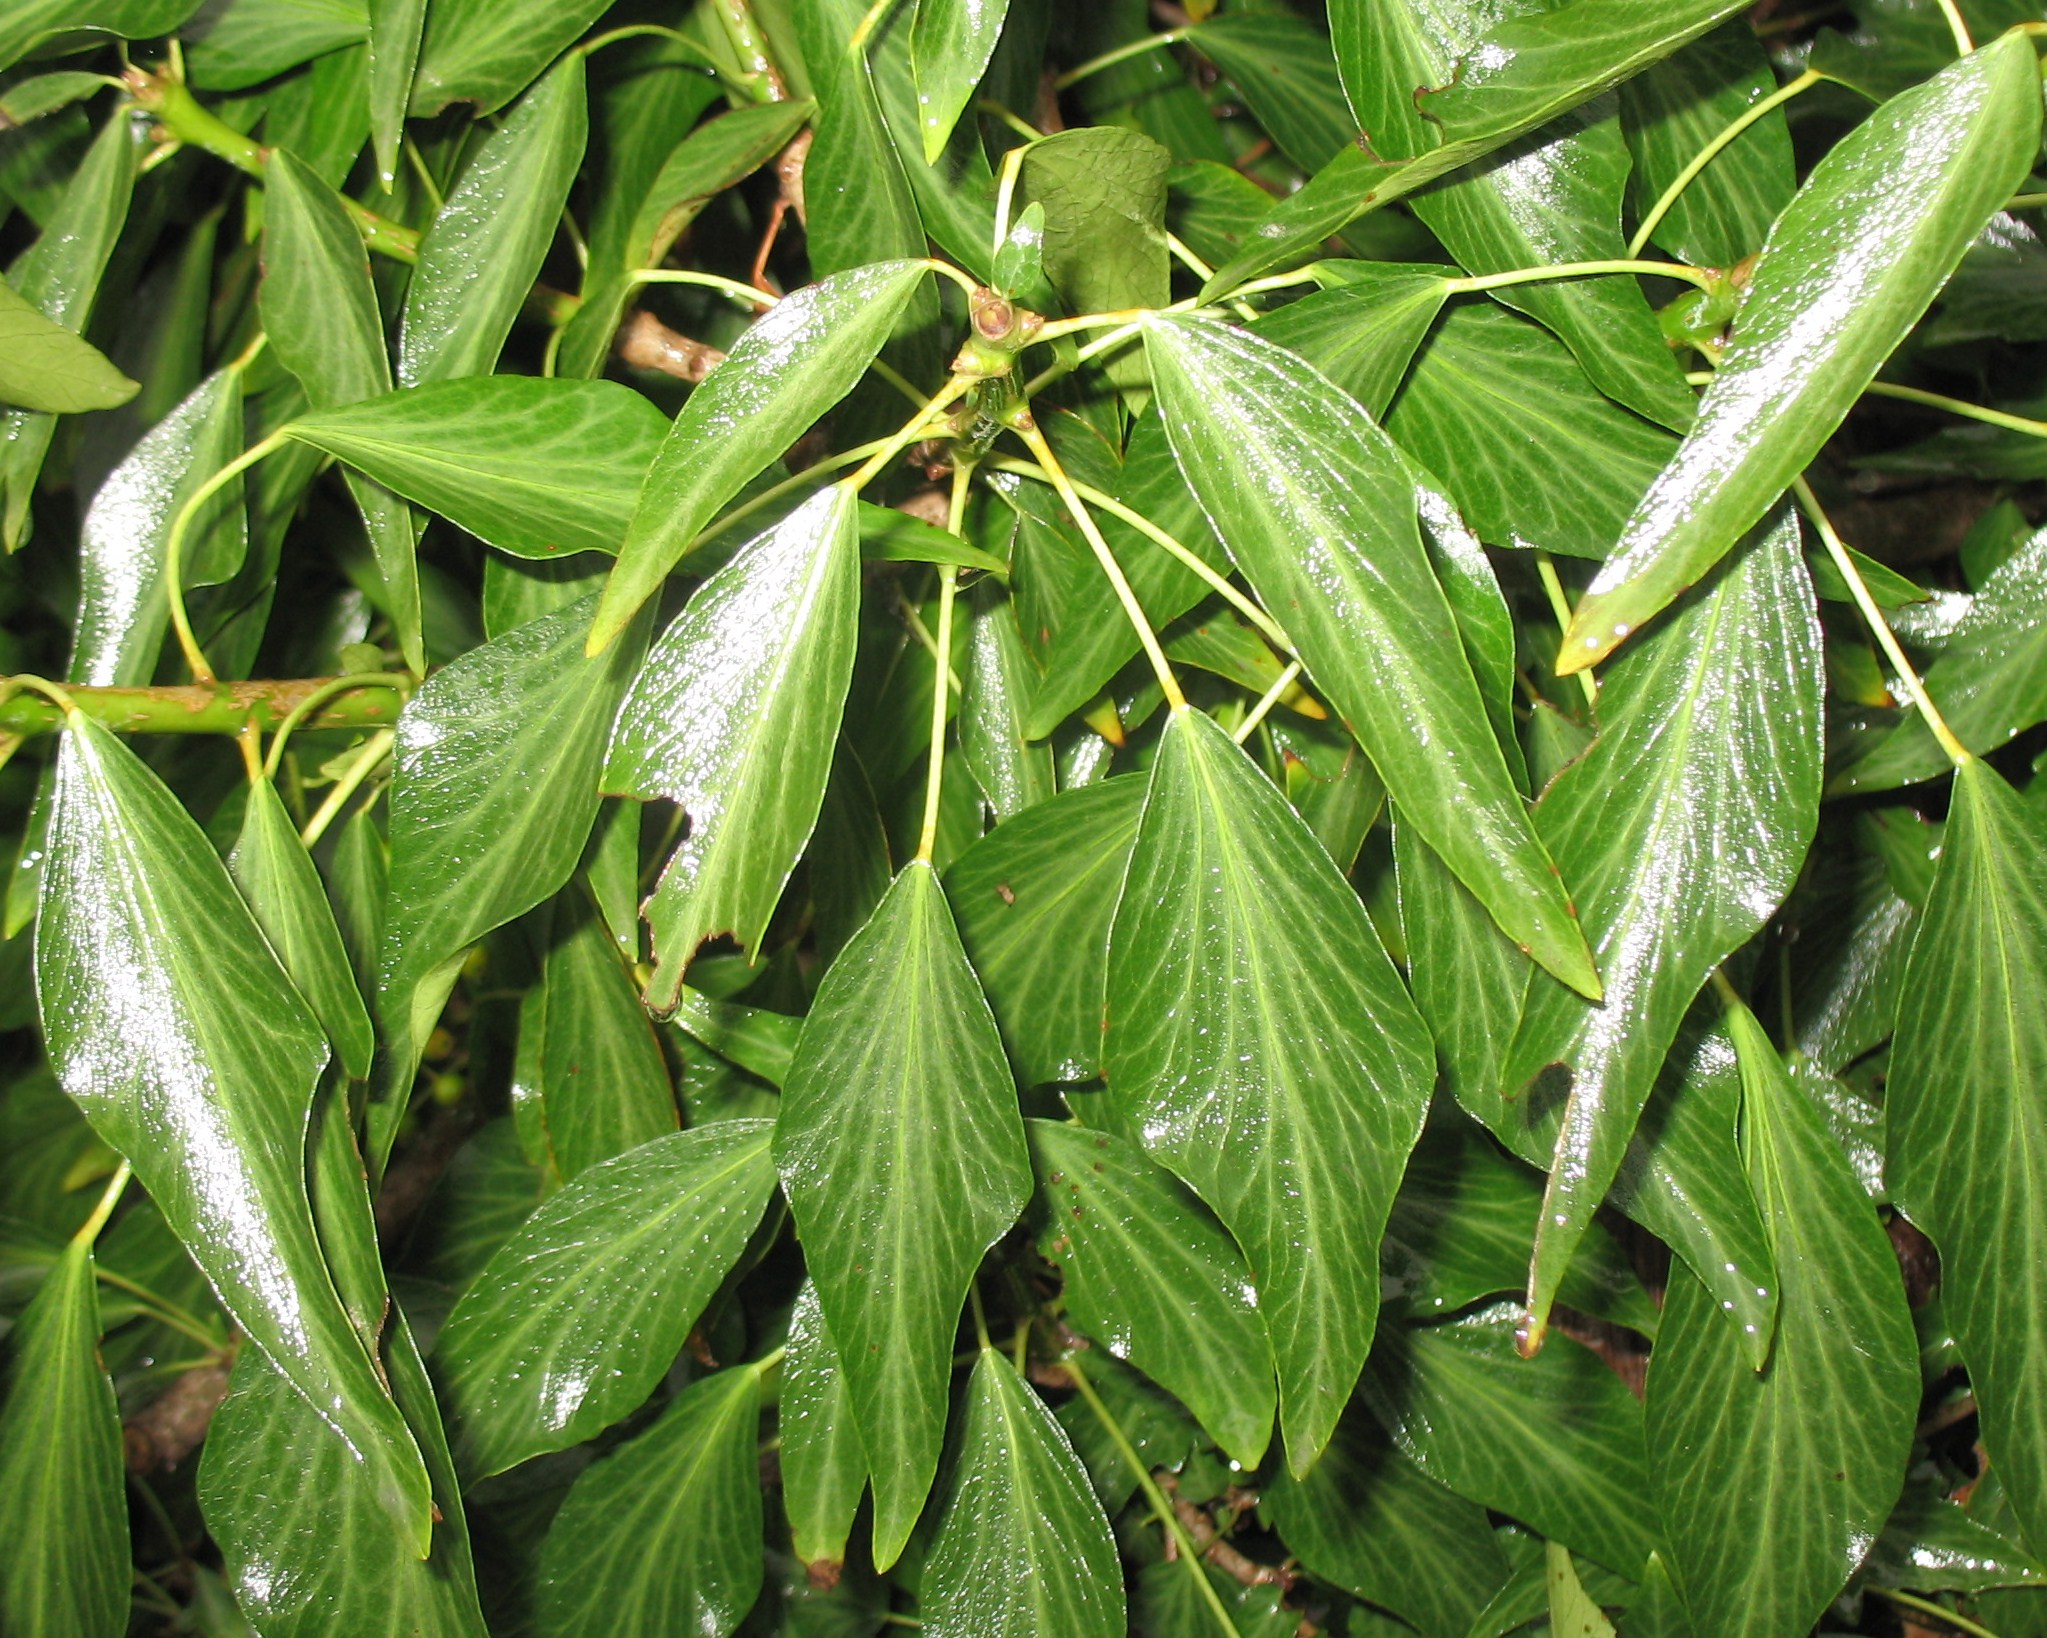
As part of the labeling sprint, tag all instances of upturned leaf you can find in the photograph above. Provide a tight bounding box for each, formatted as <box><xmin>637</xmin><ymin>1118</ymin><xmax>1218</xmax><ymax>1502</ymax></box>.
<box><xmin>287</xmin><ymin>378</ymin><xmax>668</xmax><ymax>559</ymax></box>
<box><xmin>1564</xmin><ymin>35</ymin><xmax>2043</xmax><ymax>671</ymax></box>
<box><xmin>922</xmin><ymin>1349</ymin><xmax>1127</xmax><ymax>1638</ymax></box>
<box><xmin>398</xmin><ymin>52</ymin><xmax>587</xmax><ymax>386</ymax></box>
<box><xmin>606</xmin><ymin>484</ymin><xmax>862</xmax><ymax>1009</ymax></box>
<box><xmin>431</xmin><ymin>1120</ymin><xmax>778</xmax><ymax>1482</ymax></box>
<box><xmin>533</xmin><ymin>1366</ymin><xmax>765</xmax><ymax>1638</ymax></box>
<box><xmin>1646</xmin><ymin>997</ymin><xmax>1917</xmax><ymax>1636</ymax></box>
<box><xmin>0</xmin><ymin>276</ymin><xmax>137</xmax><ymax>414</ymax></box>
<box><xmin>591</xmin><ymin>259</ymin><xmax>929</xmax><ymax>650</ymax></box>
<box><xmin>0</xmin><ymin>1237</ymin><xmax>127</xmax><ymax>1638</ymax></box>
<box><xmin>1105</xmin><ymin>707</ymin><xmax>1434</xmax><ymax>1472</ymax></box>
<box><xmin>36</xmin><ymin>714</ymin><xmax>433</xmax><ymax>1551</ymax></box>
<box><xmin>1498</xmin><ymin>507</ymin><xmax>1821</xmax><ymax>1341</ymax></box>
<box><xmin>1888</xmin><ymin>760</ymin><xmax>2047</xmax><ymax>1553</ymax></box>
<box><xmin>774</xmin><ymin>862</ymin><xmax>1032</xmax><ymax>1568</ymax></box>
<box><xmin>1027</xmin><ymin>1118</ymin><xmax>1275</xmax><ymax>1468</ymax></box>
<box><xmin>1142</xmin><ymin>314</ymin><xmax>1599</xmax><ymax>999</ymax></box>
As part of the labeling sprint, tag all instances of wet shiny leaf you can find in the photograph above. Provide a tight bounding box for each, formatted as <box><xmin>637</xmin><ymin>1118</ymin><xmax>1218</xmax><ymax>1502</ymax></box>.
<box><xmin>1027</xmin><ymin>1118</ymin><xmax>1274</xmax><ymax>1468</ymax></box>
<box><xmin>606</xmin><ymin>485</ymin><xmax>861</xmax><ymax>1009</ymax></box>
<box><xmin>592</xmin><ymin>260</ymin><xmax>928</xmax><ymax>650</ymax></box>
<box><xmin>431</xmin><ymin>1120</ymin><xmax>778</xmax><ymax>1482</ymax></box>
<box><xmin>36</xmin><ymin>714</ymin><xmax>433</xmax><ymax>1550</ymax></box>
<box><xmin>1565</xmin><ymin>36</ymin><xmax>2043</xmax><ymax>671</ymax></box>
<box><xmin>923</xmin><ymin>1349</ymin><xmax>1126</xmax><ymax>1638</ymax></box>
<box><xmin>1646</xmin><ymin>998</ymin><xmax>1916</xmax><ymax>1635</ymax></box>
<box><xmin>960</xmin><ymin>580</ymin><xmax>1054</xmax><ymax>823</ymax></box>
<box><xmin>911</xmin><ymin>0</ymin><xmax>1011</xmax><ymax>164</ymax></box>
<box><xmin>366</xmin><ymin>0</ymin><xmax>427</xmax><ymax>184</ymax></box>
<box><xmin>0</xmin><ymin>1237</ymin><xmax>126</xmax><ymax>1638</ymax></box>
<box><xmin>287</xmin><ymin>378</ymin><xmax>667</xmax><ymax>559</ymax></box>
<box><xmin>533</xmin><ymin>1365</ymin><xmax>765</xmax><ymax>1638</ymax></box>
<box><xmin>1105</xmin><ymin>707</ymin><xmax>1434</xmax><ymax>1472</ymax></box>
<box><xmin>409</xmin><ymin>0</ymin><xmax>607</xmax><ymax>115</ymax></box>
<box><xmin>1143</xmin><ymin>314</ymin><xmax>1599</xmax><ymax>998</ymax></box>
<box><xmin>1889</xmin><ymin>760</ymin><xmax>2047</xmax><ymax>1553</ymax></box>
<box><xmin>398</xmin><ymin>53</ymin><xmax>587</xmax><ymax>386</ymax></box>
<box><xmin>1252</xmin><ymin>266</ymin><xmax>1449</xmax><ymax>420</ymax></box>
<box><xmin>781</xmin><ymin>1278</ymin><xmax>868</xmax><ymax>1571</ymax></box>
<box><xmin>1500</xmin><ymin>507</ymin><xmax>1820</xmax><ymax>1339</ymax></box>
<box><xmin>774</xmin><ymin>862</ymin><xmax>1031</xmax><ymax>1568</ymax></box>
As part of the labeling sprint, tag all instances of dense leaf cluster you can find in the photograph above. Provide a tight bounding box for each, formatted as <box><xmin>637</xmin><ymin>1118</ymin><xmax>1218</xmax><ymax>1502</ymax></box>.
<box><xmin>2</xmin><ymin>1</ymin><xmax>2046</xmax><ymax>1635</ymax></box>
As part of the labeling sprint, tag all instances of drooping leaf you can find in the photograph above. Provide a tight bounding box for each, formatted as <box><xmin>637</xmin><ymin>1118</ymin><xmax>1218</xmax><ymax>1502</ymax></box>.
<box><xmin>605</xmin><ymin>484</ymin><xmax>861</xmax><ymax>1008</ymax></box>
<box><xmin>366</xmin><ymin>0</ymin><xmax>427</xmax><ymax>184</ymax></box>
<box><xmin>1499</xmin><ymin>507</ymin><xmax>1821</xmax><ymax>1340</ymax></box>
<box><xmin>287</xmin><ymin>378</ymin><xmax>668</xmax><ymax>558</ymax></box>
<box><xmin>431</xmin><ymin>1120</ymin><xmax>778</xmax><ymax>1481</ymax></box>
<box><xmin>960</xmin><ymin>580</ymin><xmax>1055</xmax><ymax>823</ymax></box>
<box><xmin>1191</xmin><ymin>12</ymin><xmax>1354</xmax><ymax>173</ymax></box>
<box><xmin>1888</xmin><ymin>759</ymin><xmax>2047</xmax><ymax>1554</ymax></box>
<box><xmin>773</xmin><ymin>862</ymin><xmax>1032</xmax><ymax>1568</ymax></box>
<box><xmin>1105</xmin><ymin>707</ymin><xmax>1434</xmax><ymax>1472</ymax></box>
<box><xmin>1646</xmin><ymin>997</ymin><xmax>1917</xmax><ymax>1636</ymax></box>
<box><xmin>183</xmin><ymin>0</ymin><xmax>366</xmax><ymax>91</ymax></box>
<box><xmin>0</xmin><ymin>2</ymin><xmax>200</xmax><ymax>71</ymax></box>
<box><xmin>398</xmin><ymin>52</ymin><xmax>588</xmax><ymax>386</ymax></box>
<box><xmin>1027</xmin><ymin>1117</ymin><xmax>1274</xmax><ymax>1468</ymax></box>
<box><xmin>1142</xmin><ymin>314</ymin><xmax>1599</xmax><ymax>998</ymax></box>
<box><xmin>0</xmin><ymin>1237</ymin><xmax>126</xmax><ymax>1638</ymax></box>
<box><xmin>70</xmin><ymin>366</ymin><xmax>247</xmax><ymax>688</ymax></box>
<box><xmin>36</xmin><ymin>714</ymin><xmax>432</xmax><ymax>1550</ymax></box>
<box><xmin>591</xmin><ymin>260</ymin><xmax>930</xmax><ymax>651</ymax></box>
<box><xmin>946</xmin><ymin>775</ymin><xmax>1144</xmax><ymax>1087</ymax></box>
<box><xmin>1364</xmin><ymin>1301</ymin><xmax>1657</xmax><ymax>1576</ymax></box>
<box><xmin>377</xmin><ymin>593</ymin><xmax>644</xmax><ymax>1167</ymax></box>
<box><xmin>533</xmin><ymin>1365</ymin><xmax>765</xmax><ymax>1638</ymax></box>
<box><xmin>261</xmin><ymin>148</ymin><xmax>423</xmax><ymax>669</ymax></box>
<box><xmin>1263</xmin><ymin>1411</ymin><xmax>1510</xmax><ymax>1638</ymax></box>
<box><xmin>1564</xmin><ymin>35</ymin><xmax>2043</xmax><ymax>671</ymax></box>
<box><xmin>781</xmin><ymin>1278</ymin><xmax>869</xmax><ymax>1571</ymax></box>
<box><xmin>922</xmin><ymin>1349</ymin><xmax>1126</xmax><ymax>1638</ymax></box>
<box><xmin>0</xmin><ymin>111</ymin><xmax>136</xmax><ymax>550</ymax></box>
<box><xmin>1619</xmin><ymin>22</ymin><xmax>1796</xmax><ymax>267</ymax></box>
<box><xmin>0</xmin><ymin>276</ymin><xmax>136</xmax><ymax>413</ymax></box>
<box><xmin>409</xmin><ymin>0</ymin><xmax>609</xmax><ymax>115</ymax></box>
<box><xmin>910</xmin><ymin>0</ymin><xmax>1011</xmax><ymax>164</ymax></box>
<box><xmin>228</xmin><ymin>775</ymin><xmax>376</xmax><ymax>1083</ymax></box>
<box><xmin>1384</xmin><ymin>303</ymin><xmax>1678</xmax><ymax>560</ymax></box>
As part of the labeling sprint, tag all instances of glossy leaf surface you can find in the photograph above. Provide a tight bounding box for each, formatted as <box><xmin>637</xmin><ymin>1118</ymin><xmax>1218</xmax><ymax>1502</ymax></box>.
<box><xmin>1501</xmin><ymin>508</ymin><xmax>1821</xmax><ymax>1336</ymax></box>
<box><xmin>594</xmin><ymin>259</ymin><xmax>929</xmax><ymax>649</ymax></box>
<box><xmin>1143</xmin><ymin>314</ymin><xmax>1598</xmax><ymax>998</ymax></box>
<box><xmin>0</xmin><ymin>1237</ymin><xmax>126</xmax><ymax>1638</ymax></box>
<box><xmin>409</xmin><ymin>0</ymin><xmax>607</xmax><ymax>115</ymax></box>
<box><xmin>606</xmin><ymin>485</ymin><xmax>861</xmax><ymax>1008</ymax></box>
<box><xmin>533</xmin><ymin>1366</ymin><xmax>764</xmax><ymax>1638</ymax></box>
<box><xmin>946</xmin><ymin>775</ymin><xmax>1144</xmax><ymax>1087</ymax></box>
<box><xmin>1027</xmin><ymin>1118</ymin><xmax>1274</xmax><ymax>1468</ymax></box>
<box><xmin>1888</xmin><ymin>760</ymin><xmax>2047</xmax><ymax>1552</ymax></box>
<box><xmin>0</xmin><ymin>276</ymin><xmax>136</xmax><ymax>413</ymax></box>
<box><xmin>1564</xmin><ymin>36</ymin><xmax>2043</xmax><ymax>670</ymax></box>
<box><xmin>922</xmin><ymin>1349</ymin><xmax>1126</xmax><ymax>1638</ymax></box>
<box><xmin>774</xmin><ymin>862</ymin><xmax>1031</xmax><ymax>1567</ymax></box>
<box><xmin>431</xmin><ymin>1120</ymin><xmax>777</xmax><ymax>1481</ymax></box>
<box><xmin>911</xmin><ymin>0</ymin><xmax>1010</xmax><ymax>163</ymax></box>
<box><xmin>36</xmin><ymin>715</ymin><xmax>432</xmax><ymax>1550</ymax></box>
<box><xmin>366</xmin><ymin>0</ymin><xmax>426</xmax><ymax>183</ymax></box>
<box><xmin>1105</xmin><ymin>707</ymin><xmax>1434</xmax><ymax>1471</ymax></box>
<box><xmin>1646</xmin><ymin>999</ymin><xmax>1916</xmax><ymax>1636</ymax></box>
<box><xmin>288</xmin><ymin>378</ymin><xmax>667</xmax><ymax>559</ymax></box>
<box><xmin>781</xmin><ymin>1279</ymin><xmax>868</xmax><ymax>1570</ymax></box>
<box><xmin>1253</xmin><ymin>266</ymin><xmax>1449</xmax><ymax>420</ymax></box>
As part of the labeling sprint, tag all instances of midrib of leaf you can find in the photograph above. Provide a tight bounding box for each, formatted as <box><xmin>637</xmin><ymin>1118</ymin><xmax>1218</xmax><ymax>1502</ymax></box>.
<box><xmin>602</xmin><ymin>1384</ymin><xmax>755</xmax><ymax>1599</ymax></box>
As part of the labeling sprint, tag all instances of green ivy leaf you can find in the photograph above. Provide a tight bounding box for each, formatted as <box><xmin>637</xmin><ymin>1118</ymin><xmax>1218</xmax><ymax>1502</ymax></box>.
<box><xmin>1251</xmin><ymin>266</ymin><xmax>1450</xmax><ymax>420</ymax></box>
<box><xmin>0</xmin><ymin>276</ymin><xmax>137</xmax><ymax>414</ymax></box>
<box><xmin>409</xmin><ymin>0</ymin><xmax>608</xmax><ymax>115</ymax></box>
<box><xmin>366</xmin><ymin>0</ymin><xmax>427</xmax><ymax>185</ymax></box>
<box><xmin>922</xmin><ymin>1349</ymin><xmax>1127</xmax><ymax>1638</ymax></box>
<box><xmin>0</xmin><ymin>1237</ymin><xmax>127</xmax><ymax>1638</ymax></box>
<box><xmin>592</xmin><ymin>260</ymin><xmax>929</xmax><ymax>651</ymax></box>
<box><xmin>606</xmin><ymin>484</ymin><xmax>861</xmax><ymax>1007</ymax></box>
<box><xmin>398</xmin><ymin>52</ymin><xmax>587</xmax><ymax>386</ymax></box>
<box><xmin>781</xmin><ymin>1278</ymin><xmax>869</xmax><ymax>1571</ymax></box>
<box><xmin>431</xmin><ymin>1120</ymin><xmax>778</xmax><ymax>1482</ymax></box>
<box><xmin>1027</xmin><ymin>1118</ymin><xmax>1275</xmax><ymax>1469</ymax></box>
<box><xmin>287</xmin><ymin>378</ymin><xmax>667</xmax><ymax>560</ymax></box>
<box><xmin>774</xmin><ymin>862</ymin><xmax>1031</xmax><ymax>1568</ymax></box>
<box><xmin>533</xmin><ymin>1366</ymin><xmax>765</xmax><ymax>1638</ymax></box>
<box><xmin>1143</xmin><ymin>314</ymin><xmax>1600</xmax><ymax>999</ymax></box>
<box><xmin>910</xmin><ymin>0</ymin><xmax>1012</xmax><ymax>164</ymax></box>
<box><xmin>1889</xmin><ymin>759</ymin><xmax>2047</xmax><ymax>1554</ymax></box>
<box><xmin>1564</xmin><ymin>35</ymin><xmax>2043</xmax><ymax>671</ymax></box>
<box><xmin>36</xmin><ymin>714</ymin><xmax>433</xmax><ymax>1551</ymax></box>
<box><xmin>959</xmin><ymin>582</ymin><xmax>1054</xmax><ymax>822</ymax></box>
<box><xmin>1646</xmin><ymin>997</ymin><xmax>1917</xmax><ymax>1636</ymax></box>
<box><xmin>1105</xmin><ymin>707</ymin><xmax>1434</xmax><ymax>1472</ymax></box>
